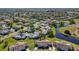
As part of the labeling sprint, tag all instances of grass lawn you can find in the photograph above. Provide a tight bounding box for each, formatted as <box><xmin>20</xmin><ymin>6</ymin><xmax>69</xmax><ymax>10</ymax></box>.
<box><xmin>59</xmin><ymin>26</ymin><xmax>75</xmax><ymax>34</ymax></box>
<box><xmin>47</xmin><ymin>37</ymin><xmax>62</xmax><ymax>42</ymax></box>
<box><xmin>74</xmin><ymin>19</ymin><xmax>79</xmax><ymax>24</ymax></box>
<box><xmin>0</xmin><ymin>37</ymin><xmax>17</xmax><ymax>51</ymax></box>
<box><xmin>5</xmin><ymin>37</ymin><xmax>17</xmax><ymax>46</ymax></box>
<box><xmin>58</xmin><ymin>24</ymin><xmax>79</xmax><ymax>39</ymax></box>
<box><xmin>51</xmin><ymin>26</ymin><xmax>56</xmax><ymax>36</ymax></box>
<box><xmin>0</xmin><ymin>43</ymin><xmax>5</xmax><ymax>51</ymax></box>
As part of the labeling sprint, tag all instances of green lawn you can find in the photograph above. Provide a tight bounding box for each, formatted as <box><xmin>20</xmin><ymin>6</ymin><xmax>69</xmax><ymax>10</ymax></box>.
<box><xmin>18</xmin><ymin>39</ymin><xmax>34</xmax><ymax>50</ymax></box>
<box><xmin>74</xmin><ymin>19</ymin><xmax>79</xmax><ymax>24</ymax></box>
<box><xmin>0</xmin><ymin>43</ymin><xmax>5</xmax><ymax>51</ymax></box>
<box><xmin>5</xmin><ymin>37</ymin><xmax>17</xmax><ymax>46</ymax></box>
<box><xmin>59</xmin><ymin>26</ymin><xmax>75</xmax><ymax>34</ymax></box>
<box><xmin>51</xmin><ymin>26</ymin><xmax>56</xmax><ymax>36</ymax></box>
<box><xmin>0</xmin><ymin>37</ymin><xmax>17</xmax><ymax>51</ymax></box>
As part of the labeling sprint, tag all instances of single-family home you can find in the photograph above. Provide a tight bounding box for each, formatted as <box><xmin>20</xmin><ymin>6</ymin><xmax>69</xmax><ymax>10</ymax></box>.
<box><xmin>34</xmin><ymin>40</ymin><xmax>52</xmax><ymax>49</ymax></box>
<box><xmin>0</xmin><ymin>29</ymin><xmax>10</xmax><ymax>35</ymax></box>
<box><xmin>9</xmin><ymin>42</ymin><xmax>28</xmax><ymax>51</ymax></box>
<box><xmin>53</xmin><ymin>42</ymin><xmax>74</xmax><ymax>51</ymax></box>
<box><xmin>29</xmin><ymin>32</ymin><xmax>39</xmax><ymax>39</ymax></box>
<box><xmin>13</xmin><ymin>33</ymin><xmax>26</xmax><ymax>40</ymax></box>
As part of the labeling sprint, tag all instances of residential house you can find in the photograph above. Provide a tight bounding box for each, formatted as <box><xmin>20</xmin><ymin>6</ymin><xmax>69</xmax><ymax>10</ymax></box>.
<box><xmin>41</xmin><ymin>29</ymin><xmax>48</xmax><ymax>35</ymax></box>
<box><xmin>13</xmin><ymin>33</ymin><xmax>26</xmax><ymax>40</ymax></box>
<box><xmin>53</xmin><ymin>42</ymin><xmax>74</xmax><ymax>51</ymax></box>
<box><xmin>13</xmin><ymin>25</ymin><xmax>21</xmax><ymax>31</ymax></box>
<box><xmin>29</xmin><ymin>32</ymin><xmax>39</xmax><ymax>39</ymax></box>
<box><xmin>0</xmin><ymin>29</ymin><xmax>10</xmax><ymax>35</ymax></box>
<box><xmin>23</xmin><ymin>27</ymin><xmax>32</xmax><ymax>33</ymax></box>
<box><xmin>9</xmin><ymin>42</ymin><xmax>27</xmax><ymax>51</ymax></box>
<box><xmin>34</xmin><ymin>40</ymin><xmax>52</xmax><ymax>49</ymax></box>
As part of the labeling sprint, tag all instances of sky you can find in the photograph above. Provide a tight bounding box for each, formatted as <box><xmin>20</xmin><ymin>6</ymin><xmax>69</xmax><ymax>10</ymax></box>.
<box><xmin>0</xmin><ymin>0</ymin><xmax>78</xmax><ymax>8</ymax></box>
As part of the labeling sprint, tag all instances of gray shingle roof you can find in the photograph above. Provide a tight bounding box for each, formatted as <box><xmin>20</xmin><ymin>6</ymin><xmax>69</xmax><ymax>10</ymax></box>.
<box><xmin>35</xmin><ymin>40</ymin><xmax>52</xmax><ymax>48</ymax></box>
<box><xmin>53</xmin><ymin>42</ymin><xmax>72</xmax><ymax>51</ymax></box>
<box><xmin>0</xmin><ymin>29</ymin><xmax>9</xmax><ymax>35</ymax></box>
<box><xmin>9</xmin><ymin>42</ymin><xmax>27</xmax><ymax>51</ymax></box>
<box><xmin>13</xmin><ymin>33</ymin><xmax>26</xmax><ymax>40</ymax></box>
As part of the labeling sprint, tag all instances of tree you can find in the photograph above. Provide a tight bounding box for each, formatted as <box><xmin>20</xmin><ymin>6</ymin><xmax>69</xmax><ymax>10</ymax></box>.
<box><xmin>19</xmin><ymin>30</ymin><xmax>25</xmax><ymax>33</ymax></box>
<box><xmin>47</xmin><ymin>30</ymin><xmax>54</xmax><ymax>38</ymax></box>
<box><xmin>8</xmin><ymin>21</ymin><xmax>13</xmax><ymax>28</ymax></box>
<box><xmin>69</xmin><ymin>19</ymin><xmax>75</xmax><ymax>24</ymax></box>
<box><xmin>39</xmin><ymin>32</ymin><xmax>42</xmax><ymax>41</ymax></box>
<box><xmin>68</xmin><ymin>46</ymin><xmax>74</xmax><ymax>51</ymax></box>
<box><xmin>0</xmin><ymin>26</ymin><xmax>3</xmax><ymax>30</ymax></box>
<box><xmin>29</xmin><ymin>23</ymin><xmax>35</xmax><ymax>33</ymax></box>
<box><xmin>64</xmin><ymin>30</ymin><xmax>71</xmax><ymax>35</ymax></box>
<box><xmin>59</xmin><ymin>21</ymin><xmax>64</xmax><ymax>27</ymax></box>
<box><xmin>39</xmin><ymin>31</ymin><xmax>46</xmax><ymax>41</ymax></box>
<box><xmin>1</xmin><ymin>41</ymin><xmax>8</xmax><ymax>49</ymax></box>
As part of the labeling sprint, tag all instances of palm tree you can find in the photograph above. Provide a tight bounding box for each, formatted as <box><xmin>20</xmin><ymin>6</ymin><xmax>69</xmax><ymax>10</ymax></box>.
<box><xmin>47</xmin><ymin>29</ymin><xmax>54</xmax><ymax>38</ymax></box>
<box><xmin>39</xmin><ymin>31</ymin><xmax>42</xmax><ymax>41</ymax></box>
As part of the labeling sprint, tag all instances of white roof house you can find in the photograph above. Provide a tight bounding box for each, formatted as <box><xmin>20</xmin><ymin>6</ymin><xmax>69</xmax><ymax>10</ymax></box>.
<box><xmin>23</xmin><ymin>27</ymin><xmax>32</xmax><ymax>33</ymax></box>
<box><xmin>13</xmin><ymin>33</ymin><xmax>26</xmax><ymax>40</ymax></box>
<box><xmin>0</xmin><ymin>21</ymin><xmax>6</xmax><ymax>26</ymax></box>
<box><xmin>0</xmin><ymin>29</ymin><xmax>10</xmax><ymax>35</ymax></box>
<box><xmin>41</xmin><ymin>29</ymin><xmax>47</xmax><ymax>35</ymax></box>
<box><xmin>29</xmin><ymin>32</ymin><xmax>39</xmax><ymax>39</ymax></box>
<box><xmin>45</xmin><ymin>26</ymin><xmax>50</xmax><ymax>31</ymax></box>
<box><xmin>10</xmin><ymin>28</ymin><xmax>15</xmax><ymax>32</ymax></box>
